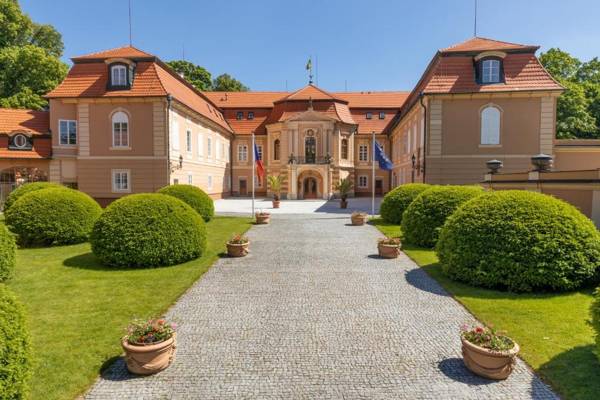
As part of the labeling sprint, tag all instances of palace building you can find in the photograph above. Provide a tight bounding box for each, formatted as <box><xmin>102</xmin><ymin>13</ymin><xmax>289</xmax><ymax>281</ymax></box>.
<box><xmin>4</xmin><ymin>36</ymin><xmax>597</xmax><ymax>210</ymax></box>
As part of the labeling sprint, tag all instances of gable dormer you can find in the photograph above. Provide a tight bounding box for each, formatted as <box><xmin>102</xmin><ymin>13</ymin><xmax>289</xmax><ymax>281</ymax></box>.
<box><xmin>474</xmin><ymin>51</ymin><xmax>506</xmax><ymax>85</ymax></box>
<box><xmin>106</xmin><ymin>58</ymin><xmax>135</xmax><ymax>90</ymax></box>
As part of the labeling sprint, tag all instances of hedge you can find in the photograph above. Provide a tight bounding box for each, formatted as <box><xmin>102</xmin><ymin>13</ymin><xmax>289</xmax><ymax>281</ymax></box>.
<box><xmin>0</xmin><ymin>285</ymin><xmax>32</xmax><ymax>399</ymax></box>
<box><xmin>158</xmin><ymin>184</ymin><xmax>214</xmax><ymax>221</ymax></box>
<box><xmin>380</xmin><ymin>183</ymin><xmax>430</xmax><ymax>224</ymax></box>
<box><xmin>401</xmin><ymin>185</ymin><xmax>484</xmax><ymax>247</ymax></box>
<box><xmin>0</xmin><ymin>224</ymin><xmax>16</xmax><ymax>282</ymax></box>
<box><xmin>91</xmin><ymin>193</ymin><xmax>207</xmax><ymax>267</ymax></box>
<box><xmin>5</xmin><ymin>187</ymin><xmax>102</xmax><ymax>247</ymax></box>
<box><xmin>3</xmin><ymin>181</ymin><xmax>62</xmax><ymax>212</ymax></box>
<box><xmin>592</xmin><ymin>287</ymin><xmax>600</xmax><ymax>362</ymax></box>
<box><xmin>436</xmin><ymin>190</ymin><xmax>600</xmax><ymax>292</ymax></box>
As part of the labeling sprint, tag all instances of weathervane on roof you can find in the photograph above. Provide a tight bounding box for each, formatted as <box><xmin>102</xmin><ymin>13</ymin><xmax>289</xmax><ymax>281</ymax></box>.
<box><xmin>306</xmin><ymin>57</ymin><xmax>313</xmax><ymax>84</ymax></box>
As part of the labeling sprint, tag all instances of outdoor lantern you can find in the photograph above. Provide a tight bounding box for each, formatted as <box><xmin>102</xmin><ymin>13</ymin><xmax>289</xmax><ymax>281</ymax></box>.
<box><xmin>531</xmin><ymin>154</ymin><xmax>553</xmax><ymax>172</ymax></box>
<box><xmin>411</xmin><ymin>154</ymin><xmax>416</xmax><ymax>168</ymax></box>
<box><xmin>178</xmin><ymin>154</ymin><xmax>183</xmax><ymax>169</ymax></box>
<box><xmin>486</xmin><ymin>159</ymin><xmax>503</xmax><ymax>174</ymax></box>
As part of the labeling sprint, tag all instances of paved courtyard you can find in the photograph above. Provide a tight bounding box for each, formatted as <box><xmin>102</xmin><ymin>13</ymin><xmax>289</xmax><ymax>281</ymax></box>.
<box><xmin>214</xmin><ymin>197</ymin><xmax>382</xmax><ymax>215</ymax></box>
<box><xmin>86</xmin><ymin>213</ymin><xmax>556</xmax><ymax>399</ymax></box>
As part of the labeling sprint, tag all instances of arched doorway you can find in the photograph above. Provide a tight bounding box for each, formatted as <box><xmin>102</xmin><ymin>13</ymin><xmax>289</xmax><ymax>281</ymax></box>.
<box><xmin>297</xmin><ymin>170</ymin><xmax>323</xmax><ymax>200</ymax></box>
<box><xmin>303</xmin><ymin>177</ymin><xmax>318</xmax><ymax>199</ymax></box>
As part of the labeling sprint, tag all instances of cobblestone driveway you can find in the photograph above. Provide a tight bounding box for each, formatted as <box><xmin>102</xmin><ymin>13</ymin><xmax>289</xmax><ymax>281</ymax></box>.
<box><xmin>86</xmin><ymin>214</ymin><xmax>557</xmax><ymax>399</ymax></box>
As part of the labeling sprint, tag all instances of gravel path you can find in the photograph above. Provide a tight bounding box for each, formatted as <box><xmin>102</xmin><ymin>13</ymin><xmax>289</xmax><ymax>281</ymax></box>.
<box><xmin>86</xmin><ymin>214</ymin><xmax>557</xmax><ymax>399</ymax></box>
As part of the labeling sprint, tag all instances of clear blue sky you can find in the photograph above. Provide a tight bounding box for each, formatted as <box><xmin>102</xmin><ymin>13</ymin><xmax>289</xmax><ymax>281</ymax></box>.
<box><xmin>21</xmin><ymin>0</ymin><xmax>600</xmax><ymax>92</ymax></box>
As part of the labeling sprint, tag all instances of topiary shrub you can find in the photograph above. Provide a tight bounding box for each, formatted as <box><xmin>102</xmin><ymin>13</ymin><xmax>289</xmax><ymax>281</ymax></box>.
<box><xmin>5</xmin><ymin>187</ymin><xmax>102</xmax><ymax>246</ymax></box>
<box><xmin>380</xmin><ymin>183</ymin><xmax>430</xmax><ymax>224</ymax></box>
<box><xmin>91</xmin><ymin>193</ymin><xmax>207</xmax><ymax>267</ymax></box>
<box><xmin>158</xmin><ymin>184</ymin><xmax>214</xmax><ymax>222</ymax></box>
<box><xmin>402</xmin><ymin>185</ymin><xmax>484</xmax><ymax>247</ymax></box>
<box><xmin>0</xmin><ymin>224</ymin><xmax>16</xmax><ymax>282</ymax></box>
<box><xmin>592</xmin><ymin>287</ymin><xmax>600</xmax><ymax>362</ymax></box>
<box><xmin>437</xmin><ymin>190</ymin><xmax>600</xmax><ymax>292</ymax></box>
<box><xmin>0</xmin><ymin>285</ymin><xmax>32</xmax><ymax>399</ymax></box>
<box><xmin>3</xmin><ymin>181</ymin><xmax>62</xmax><ymax>212</ymax></box>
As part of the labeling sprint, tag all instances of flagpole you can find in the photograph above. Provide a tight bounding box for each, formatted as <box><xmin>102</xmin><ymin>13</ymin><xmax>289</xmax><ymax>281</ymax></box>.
<box><xmin>251</xmin><ymin>132</ymin><xmax>255</xmax><ymax>217</ymax></box>
<box><xmin>372</xmin><ymin>131</ymin><xmax>375</xmax><ymax>216</ymax></box>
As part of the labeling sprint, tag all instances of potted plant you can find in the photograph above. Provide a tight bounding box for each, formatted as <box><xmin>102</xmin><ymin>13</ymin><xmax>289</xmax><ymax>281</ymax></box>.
<box><xmin>267</xmin><ymin>175</ymin><xmax>284</xmax><ymax>209</ymax></box>
<box><xmin>377</xmin><ymin>237</ymin><xmax>401</xmax><ymax>258</ymax></box>
<box><xmin>122</xmin><ymin>317</ymin><xmax>177</xmax><ymax>375</ymax></box>
<box><xmin>460</xmin><ymin>325</ymin><xmax>520</xmax><ymax>380</ymax></box>
<box><xmin>351</xmin><ymin>211</ymin><xmax>368</xmax><ymax>226</ymax></box>
<box><xmin>255</xmin><ymin>210</ymin><xmax>270</xmax><ymax>224</ymax></box>
<box><xmin>335</xmin><ymin>178</ymin><xmax>354</xmax><ymax>209</ymax></box>
<box><xmin>226</xmin><ymin>234</ymin><xmax>249</xmax><ymax>257</ymax></box>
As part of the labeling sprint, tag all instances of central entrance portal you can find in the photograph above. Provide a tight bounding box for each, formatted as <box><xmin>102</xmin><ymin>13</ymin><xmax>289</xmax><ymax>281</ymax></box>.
<box><xmin>303</xmin><ymin>177</ymin><xmax>318</xmax><ymax>199</ymax></box>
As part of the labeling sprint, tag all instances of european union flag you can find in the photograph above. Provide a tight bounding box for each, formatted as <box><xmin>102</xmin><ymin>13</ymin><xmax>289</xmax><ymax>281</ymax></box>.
<box><xmin>374</xmin><ymin>141</ymin><xmax>393</xmax><ymax>171</ymax></box>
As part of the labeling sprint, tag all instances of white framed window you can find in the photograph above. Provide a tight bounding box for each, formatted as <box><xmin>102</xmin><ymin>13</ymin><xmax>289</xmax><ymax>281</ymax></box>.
<box><xmin>481</xmin><ymin>106</ymin><xmax>501</xmax><ymax>145</ymax></box>
<box><xmin>13</xmin><ymin>134</ymin><xmax>28</xmax><ymax>148</ymax></box>
<box><xmin>358</xmin><ymin>175</ymin><xmax>368</xmax><ymax>188</ymax></box>
<box><xmin>197</xmin><ymin>133</ymin><xmax>203</xmax><ymax>157</ymax></box>
<box><xmin>256</xmin><ymin>145</ymin><xmax>263</xmax><ymax>161</ymax></box>
<box><xmin>208</xmin><ymin>175</ymin><xmax>213</xmax><ymax>190</ymax></box>
<box><xmin>366</xmin><ymin>112</ymin><xmax>373</xmax><ymax>120</ymax></box>
<box><xmin>111</xmin><ymin>111</ymin><xmax>129</xmax><ymax>148</ymax></box>
<box><xmin>171</xmin><ymin>120</ymin><xmax>180</xmax><ymax>150</ymax></box>
<box><xmin>112</xmin><ymin>169</ymin><xmax>130</xmax><ymax>192</ymax></box>
<box><xmin>238</xmin><ymin>144</ymin><xmax>248</xmax><ymax>161</ymax></box>
<box><xmin>186</xmin><ymin>130</ymin><xmax>192</xmax><ymax>153</ymax></box>
<box><xmin>110</xmin><ymin>64</ymin><xmax>127</xmax><ymax>86</ymax></box>
<box><xmin>207</xmin><ymin>137</ymin><xmax>212</xmax><ymax>157</ymax></box>
<box><xmin>188</xmin><ymin>173</ymin><xmax>193</xmax><ymax>185</ymax></box>
<box><xmin>359</xmin><ymin>144</ymin><xmax>368</xmax><ymax>161</ymax></box>
<box><xmin>481</xmin><ymin>59</ymin><xmax>501</xmax><ymax>84</ymax></box>
<box><xmin>216</xmin><ymin>139</ymin><xmax>221</xmax><ymax>160</ymax></box>
<box><xmin>59</xmin><ymin>119</ymin><xmax>77</xmax><ymax>145</ymax></box>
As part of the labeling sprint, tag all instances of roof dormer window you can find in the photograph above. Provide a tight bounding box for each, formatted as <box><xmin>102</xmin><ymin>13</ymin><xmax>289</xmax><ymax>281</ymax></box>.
<box><xmin>478</xmin><ymin>58</ymin><xmax>502</xmax><ymax>84</ymax></box>
<box><xmin>108</xmin><ymin>63</ymin><xmax>132</xmax><ymax>89</ymax></box>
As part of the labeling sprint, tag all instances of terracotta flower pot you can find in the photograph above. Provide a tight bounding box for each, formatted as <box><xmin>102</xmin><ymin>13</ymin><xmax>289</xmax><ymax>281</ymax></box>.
<box><xmin>351</xmin><ymin>214</ymin><xmax>368</xmax><ymax>226</ymax></box>
<box><xmin>461</xmin><ymin>336</ymin><xmax>520</xmax><ymax>380</ymax></box>
<box><xmin>272</xmin><ymin>200</ymin><xmax>280</xmax><ymax>209</ymax></box>
<box><xmin>255</xmin><ymin>213</ymin><xmax>270</xmax><ymax>224</ymax></box>
<box><xmin>340</xmin><ymin>199</ymin><xmax>348</xmax><ymax>209</ymax></box>
<box><xmin>378</xmin><ymin>243</ymin><xmax>401</xmax><ymax>258</ymax></box>
<box><xmin>122</xmin><ymin>334</ymin><xmax>176</xmax><ymax>375</ymax></box>
<box><xmin>227</xmin><ymin>241</ymin><xmax>249</xmax><ymax>257</ymax></box>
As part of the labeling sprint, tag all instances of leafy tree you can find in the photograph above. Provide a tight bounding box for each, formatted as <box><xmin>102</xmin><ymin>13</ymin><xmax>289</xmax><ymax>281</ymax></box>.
<box><xmin>0</xmin><ymin>45</ymin><xmax>68</xmax><ymax>109</ymax></box>
<box><xmin>212</xmin><ymin>73</ymin><xmax>249</xmax><ymax>92</ymax></box>
<box><xmin>539</xmin><ymin>48</ymin><xmax>581</xmax><ymax>81</ymax></box>
<box><xmin>0</xmin><ymin>0</ymin><xmax>33</xmax><ymax>49</ymax></box>
<box><xmin>578</xmin><ymin>58</ymin><xmax>600</xmax><ymax>84</ymax></box>
<box><xmin>555</xmin><ymin>80</ymin><xmax>597</xmax><ymax>138</ymax></box>
<box><xmin>30</xmin><ymin>23</ymin><xmax>63</xmax><ymax>57</ymax></box>
<box><xmin>166</xmin><ymin>60</ymin><xmax>212</xmax><ymax>91</ymax></box>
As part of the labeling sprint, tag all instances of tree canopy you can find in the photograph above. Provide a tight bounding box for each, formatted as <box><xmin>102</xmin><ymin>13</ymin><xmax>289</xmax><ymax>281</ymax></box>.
<box><xmin>167</xmin><ymin>60</ymin><xmax>249</xmax><ymax>92</ymax></box>
<box><xmin>540</xmin><ymin>48</ymin><xmax>600</xmax><ymax>138</ymax></box>
<box><xmin>212</xmin><ymin>73</ymin><xmax>249</xmax><ymax>92</ymax></box>
<box><xmin>0</xmin><ymin>0</ymin><xmax>67</xmax><ymax>109</ymax></box>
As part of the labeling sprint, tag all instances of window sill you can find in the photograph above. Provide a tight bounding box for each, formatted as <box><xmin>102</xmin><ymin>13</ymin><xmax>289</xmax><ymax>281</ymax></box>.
<box><xmin>111</xmin><ymin>189</ymin><xmax>131</xmax><ymax>194</ymax></box>
<box><xmin>110</xmin><ymin>146</ymin><xmax>131</xmax><ymax>150</ymax></box>
<box><xmin>56</xmin><ymin>144</ymin><xmax>78</xmax><ymax>148</ymax></box>
<box><xmin>478</xmin><ymin>144</ymin><xmax>502</xmax><ymax>148</ymax></box>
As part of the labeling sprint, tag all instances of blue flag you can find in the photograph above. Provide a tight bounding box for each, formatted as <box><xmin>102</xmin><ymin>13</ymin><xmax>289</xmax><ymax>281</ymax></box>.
<box><xmin>374</xmin><ymin>141</ymin><xmax>393</xmax><ymax>171</ymax></box>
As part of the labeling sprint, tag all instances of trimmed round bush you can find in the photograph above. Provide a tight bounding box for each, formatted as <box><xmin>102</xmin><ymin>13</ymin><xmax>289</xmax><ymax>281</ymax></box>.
<box><xmin>591</xmin><ymin>287</ymin><xmax>600</xmax><ymax>362</ymax></box>
<box><xmin>91</xmin><ymin>193</ymin><xmax>207</xmax><ymax>267</ymax></box>
<box><xmin>0</xmin><ymin>225</ymin><xmax>16</xmax><ymax>282</ymax></box>
<box><xmin>158</xmin><ymin>184</ymin><xmax>214</xmax><ymax>222</ymax></box>
<box><xmin>401</xmin><ymin>185</ymin><xmax>484</xmax><ymax>247</ymax></box>
<box><xmin>437</xmin><ymin>190</ymin><xmax>600</xmax><ymax>292</ymax></box>
<box><xmin>5</xmin><ymin>187</ymin><xmax>102</xmax><ymax>246</ymax></box>
<box><xmin>0</xmin><ymin>285</ymin><xmax>32</xmax><ymax>399</ymax></box>
<box><xmin>3</xmin><ymin>181</ymin><xmax>62</xmax><ymax>212</ymax></box>
<box><xmin>380</xmin><ymin>183</ymin><xmax>430</xmax><ymax>224</ymax></box>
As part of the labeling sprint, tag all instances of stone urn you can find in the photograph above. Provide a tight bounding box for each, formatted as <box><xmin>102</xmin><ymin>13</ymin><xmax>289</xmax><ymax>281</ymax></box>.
<box><xmin>351</xmin><ymin>212</ymin><xmax>368</xmax><ymax>226</ymax></box>
<box><xmin>340</xmin><ymin>199</ymin><xmax>348</xmax><ymax>209</ymax></box>
<box><xmin>255</xmin><ymin>212</ymin><xmax>271</xmax><ymax>224</ymax></box>
<box><xmin>227</xmin><ymin>241</ymin><xmax>249</xmax><ymax>257</ymax></box>
<box><xmin>272</xmin><ymin>200</ymin><xmax>280</xmax><ymax>209</ymax></box>
<box><xmin>122</xmin><ymin>334</ymin><xmax>176</xmax><ymax>375</ymax></box>
<box><xmin>377</xmin><ymin>238</ymin><xmax>401</xmax><ymax>259</ymax></box>
<box><xmin>461</xmin><ymin>336</ymin><xmax>520</xmax><ymax>380</ymax></box>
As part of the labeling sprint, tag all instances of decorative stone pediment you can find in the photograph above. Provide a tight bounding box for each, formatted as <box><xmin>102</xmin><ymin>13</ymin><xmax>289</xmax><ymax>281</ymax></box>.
<box><xmin>283</xmin><ymin>109</ymin><xmax>339</xmax><ymax>123</ymax></box>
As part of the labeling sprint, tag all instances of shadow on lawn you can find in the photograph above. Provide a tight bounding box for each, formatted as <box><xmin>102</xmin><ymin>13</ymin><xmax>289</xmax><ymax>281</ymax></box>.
<box><xmin>63</xmin><ymin>252</ymin><xmax>195</xmax><ymax>271</ymax></box>
<box><xmin>537</xmin><ymin>345</ymin><xmax>600</xmax><ymax>400</ymax></box>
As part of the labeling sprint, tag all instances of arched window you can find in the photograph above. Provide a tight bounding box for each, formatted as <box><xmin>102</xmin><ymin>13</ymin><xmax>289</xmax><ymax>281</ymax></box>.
<box><xmin>481</xmin><ymin>106</ymin><xmax>500</xmax><ymax>145</ymax></box>
<box><xmin>112</xmin><ymin>111</ymin><xmax>129</xmax><ymax>147</ymax></box>
<box><xmin>341</xmin><ymin>138</ymin><xmax>348</xmax><ymax>159</ymax></box>
<box><xmin>110</xmin><ymin>64</ymin><xmax>128</xmax><ymax>87</ymax></box>
<box><xmin>273</xmin><ymin>139</ymin><xmax>280</xmax><ymax>161</ymax></box>
<box><xmin>480</xmin><ymin>59</ymin><xmax>501</xmax><ymax>84</ymax></box>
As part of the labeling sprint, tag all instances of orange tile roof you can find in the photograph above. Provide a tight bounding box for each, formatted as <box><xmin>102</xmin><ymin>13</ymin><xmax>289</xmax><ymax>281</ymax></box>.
<box><xmin>351</xmin><ymin>108</ymin><xmax>400</xmax><ymax>134</ymax></box>
<box><xmin>424</xmin><ymin>53</ymin><xmax>563</xmax><ymax>94</ymax></box>
<box><xmin>71</xmin><ymin>46</ymin><xmax>154</xmax><ymax>61</ymax></box>
<box><xmin>203</xmin><ymin>92</ymin><xmax>286</xmax><ymax>108</ymax></box>
<box><xmin>0</xmin><ymin>137</ymin><xmax>51</xmax><ymax>158</ymax></box>
<box><xmin>0</xmin><ymin>108</ymin><xmax>49</xmax><ymax>135</ymax></box>
<box><xmin>223</xmin><ymin>109</ymin><xmax>270</xmax><ymax>135</ymax></box>
<box><xmin>441</xmin><ymin>37</ymin><xmax>538</xmax><ymax>53</ymax></box>
<box><xmin>275</xmin><ymin>84</ymin><xmax>347</xmax><ymax>103</ymax></box>
<box><xmin>334</xmin><ymin>92</ymin><xmax>409</xmax><ymax>108</ymax></box>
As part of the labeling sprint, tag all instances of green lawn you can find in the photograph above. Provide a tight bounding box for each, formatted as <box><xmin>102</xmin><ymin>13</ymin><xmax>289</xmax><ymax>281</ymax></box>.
<box><xmin>371</xmin><ymin>218</ymin><xmax>599</xmax><ymax>400</ymax></box>
<box><xmin>4</xmin><ymin>216</ymin><xmax>252</xmax><ymax>400</ymax></box>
